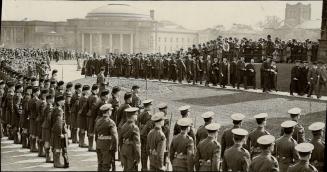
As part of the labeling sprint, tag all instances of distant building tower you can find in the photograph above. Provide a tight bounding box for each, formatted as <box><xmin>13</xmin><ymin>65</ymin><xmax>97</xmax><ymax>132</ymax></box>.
<box><xmin>284</xmin><ymin>3</ymin><xmax>311</xmax><ymax>27</ymax></box>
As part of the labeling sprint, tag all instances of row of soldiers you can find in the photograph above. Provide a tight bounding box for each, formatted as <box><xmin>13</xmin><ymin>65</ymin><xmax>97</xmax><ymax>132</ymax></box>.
<box><xmin>1</xmin><ymin>60</ymin><xmax>324</xmax><ymax>172</ymax></box>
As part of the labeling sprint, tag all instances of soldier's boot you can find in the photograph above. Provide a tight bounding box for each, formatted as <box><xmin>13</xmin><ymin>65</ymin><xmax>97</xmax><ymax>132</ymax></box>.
<box><xmin>97</xmin><ymin>164</ymin><xmax>103</xmax><ymax>171</ymax></box>
<box><xmin>88</xmin><ymin>136</ymin><xmax>96</xmax><ymax>152</ymax></box>
<box><xmin>45</xmin><ymin>148</ymin><xmax>53</xmax><ymax>163</ymax></box>
<box><xmin>38</xmin><ymin>140</ymin><xmax>45</xmax><ymax>157</ymax></box>
<box><xmin>13</xmin><ymin>128</ymin><xmax>21</xmax><ymax>144</ymax></box>
<box><xmin>79</xmin><ymin>132</ymin><xmax>88</xmax><ymax>148</ymax></box>
<box><xmin>7</xmin><ymin>126</ymin><xmax>14</xmax><ymax>140</ymax></box>
<box><xmin>31</xmin><ymin>138</ymin><xmax>38</xmax><ymax>152</ymax></box>
<box><xmin>71</xmin><ymin>129</ymin><xmax>77</xmax><ymax>143</ymax></box>
<box><xmin>63</xmin><ymin>151</ymin><xmax>69</xmax><ymax>168</ymax></box>
<box><xmin>53</xmin><ymin>150</ymin><xmax>64</xmax><ymax>168</ymax></box>
<box><xmin>21</xmin><ymin>133</ymin><xmax>27</xmax><ymax>148</ymax></box>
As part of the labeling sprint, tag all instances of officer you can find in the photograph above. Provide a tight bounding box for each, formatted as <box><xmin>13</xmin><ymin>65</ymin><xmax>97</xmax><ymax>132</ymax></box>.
<box><xmin>108</xmin><ymin>86</ymin><xmax>120</xmax><ymax>123</ymax></box>
<box><xmin>173</xmin><ymin>105</ymin><xmax>195</xmax><ymax>140</ymax></box>
<box><xmin>96</xmin><ymin>67</ymin><xmax>107</xmax><ymax>95</ymax></box>
<box><xmin>274</xmin><ymin>120</ymin><xmax>299</xmax><ymax>172</ymax></box>
<box><xmin>170</xmin><ymin>118</ymin><xmax>195</xmax><ymax>172</ymax></box>
<box><xmin>95</xmin><ymin>89</ymin><xmax>110</xmax><ymax>120</ymax></box>
<box><xmin>157</xmin><ymin>102</ymin><xmax>170</xmax><ymax>169</ymax></box>
<box><xmin>249</xmin><ymin>135</ymin><xmax>279</xmax><ymax>172</ymax></box>
<box><xmin>246</xmin><ymin>113</ymin><xmax>270</xmax><ymax>158</ymax></box>
<box><xmin>64</xmin><ymin>82</ymin><xmax>73</xmax><ymax>140</ymax></box>
<box><xmin>308</xmin><ymin>122</ymin><xmax>325</xmax><ymax>172</ymax></box>
<box><xmin>131</xmin><ymin>85</ymin><xmax>142</xmax><ymax>109</ymax></box>
<box><xmin>29</xmin><ymin>86</ymin><xmax>40</xmax><ymax>152</ymax></box>
<box><xmin>116</xmin><ymin>92</ymin><xmax>132</xmax><ymax>128</ymax></box>
<box><xmin>288</xmin><ymin>143</ymin><xmax>318</xmax><ymax>172</ymax></box>
<box><xmin>70</xmin><ymin>83</ymin><xmax>82</xmax><ymax>144</ymax></box>
<box><xmin>52</xmin><ymin>95</ymin><xmax>69</xmax><ymax>168</ymax></box>
<box><xmin>86</xmin><ymin>84</ymin><xmax>100</xmax><ymax>152</ymax></box>
<box><xmin>4</xmin><ymin>81</ymin><xmax>15</xmax><ymax>140</ymax></box>
<box><xmin>280</xmin><ymin>107</ymin><xmax>305</xmax><ymax>143</ymax></box>
<box><xmin>196</xmin><ymin>111</ymin><xmax>214</xmax><ymax>146</ymax></box>
<box><xmin>21</xmin><ymin>85</ymin><xmax>32</xmax><ymax>148</ymax></box>
<box><xmin>42</xmin><ymin>94</ymin><xmax>54</xmax><ymax>163</ymax></box>
<box><xmin>147</xmin><ymin>112</ymin><xmax>167</xmax><ymax>171</ymax></box>
<box><xmin>221</xmin><ymin>113</ymin><xmax>245</xmax><ymax>157</ymax></box>
<box><xmin>94</xmin><ymin>103</ymin><xmax>118</xmax><ymax>171</ymax></box>
<box><xmin>222</xmin><ymin>128</ymin><xmax>251</xmax><ymax>172</ymax></box>
<box><xmin>78</xmin><ymin>85</ymin><xmax>90</xmax><ymax>148</ymax></box>
<box><xmin>290</xmin><ymin>60</ymin><xmax>301</xmax><ymax>95</ymax></box>
<box><xmin>36</xmin><ymin>89</ymin><xmax>48</xmax><ymax>157</ymax></box>
<box><xmin>236</xmin><ymin>57</ymin><xmax>246</xmax><ymax>89</ymax></box>
<box><xmin>195</xmin><ymin>123</ymin><xmax>221</xmax><ymax>171</ymax></box>
<box><xmin>13</xmin><ymin>84</ymin><xmax>23</xmax><ymax>144</ymax></box>
<box><xmin>119</xmin><ymin>107</ymin><xmax>141</xmax><ymax>171</ymax></box>
<box><xmin>245</xmin><ymin>58</ymin><xmax>256</xmax><ymax>89</ymax></box>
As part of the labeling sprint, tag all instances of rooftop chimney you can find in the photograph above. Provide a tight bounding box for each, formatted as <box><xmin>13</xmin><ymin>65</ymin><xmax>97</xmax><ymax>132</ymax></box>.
<box><xmin>150</xmin><ymin>10</ymin><xmax>154</xmax><ymax>20</ymax></box>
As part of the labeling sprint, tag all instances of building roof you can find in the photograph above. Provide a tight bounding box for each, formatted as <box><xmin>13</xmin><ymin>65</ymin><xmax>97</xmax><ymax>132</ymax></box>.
<box><xmin>295</xmin><ymin>19</ymin><xmax>321</xmax><ymax>30</ymax></box>
<box><xmin>86</xmin><ymin>4</ymin><xmax>152</xmax><ymax>21</ymax></box>
<box><xmin>157</xmin><ymin>20</ymin><xmax>197</xmax><ymax>34</ymax></box>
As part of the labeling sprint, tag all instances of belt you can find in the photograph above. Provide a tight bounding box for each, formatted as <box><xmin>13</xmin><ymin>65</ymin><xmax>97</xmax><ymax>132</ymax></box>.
<box><xmin>97</xmin><ymin>135</ymin><xmax>112</xmax><ymax>140</ymax></box>
<box><xmin>199</xmin><ymin>159</ymin><xmax>211</xmax><ymax>166</ymax></box>
<box><xmin>174</xmin><ymin>153</ymin><xmax>187</xmax><ymax>160</ymax></box>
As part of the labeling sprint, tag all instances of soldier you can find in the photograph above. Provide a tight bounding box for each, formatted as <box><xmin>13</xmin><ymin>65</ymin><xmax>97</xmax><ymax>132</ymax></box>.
<box><xmin>70</xmin><ymin>83</ymin><xmax>82</xmax><ymax>143</ymax></box>
<box><xmin>219</xmin><ymin>57</ymin><xmax>228</xmax><ymax>88</ymax></box>
<box><xmin>210</xmin><ymin>58</ymin><xmax>220</xmax><ymax>86</ymax></box>
<box><xmin>195</xmin><ymin>123</ymin><xmax>221</xmax><ymax>171</ymax></box>
<box><xmin>12</xmin><ymin>84</ymin><xmax>23</xmax><ymax>144</ymax></box>
<box><xmin>86</xmin><ymin>84</ymin><xmax>100</xmax><ymax>152</ymax></box>
<box><xmin>308</xmin><ymin>122</ymin><xmax>325</xmax><ymax>172</ymax></box>
<box><xmin>119</xmin><ymin>107</ymin><xmax>141</xmax><ymax>171</ymax></box>
<box><xmin>52</xmin><ymin>95</ymin><xmax>69</xmax><ymax>168</ymax></box>
<box><xmin>221</xmin><ymin>113</ymin><xmax>245</xmax><ymax>157</ymax></box>
<box><xmin>21</xmin><ymin>85</ymin><xmax>32</xmax><ymax>148</ymax></box>
<box><xmin>36</xmin><ymin>89</ymin><xmax>48</xmax><ymax>157</ymax></box>
<box><xmin>94</xmin><ymin>103</ymin><xmax>118</xmax><ymax>171</ymax></box>
<box><xmin>288</xmin><ymin>143</ymin><xmax>318</xmax><ymax>172</ymax></box>
<box><xmin>249</xmin><ymin>135</ymin><xmax>279</xmax><ymax>172</ymax></box>
<box><xmin>97</xmin><ymin>67</ymin><xmax>107</xmax><ymax>95</ymax></box>
<box><xmin>108</xmin><ymin>86</ymin><xmax>120</xmax><ymax>123</ymax></box>
<box><xmin>307</xmin><ymin>62</ymin><xmax>319</xmax><ymax>98</ymax></box>
<box><xmin>146</xmin><ymin>112</ymin><xmax>167</xmax><ymax>171</ymax></box>
<box><xmin>29</xmin><ymin>86</ymin><xmax>40</xmax><ymax>152</ymax></box>
<box><xmin>230</xmin><ymin>57</ymin><xmax>237</xmax><ymax>88</ymax></box>
<box><xmin>274</xmin><ymin>120</ymin><xmax>299</xmax><ymax>172</ymax></box>
<box><xmin>50</xmin><ymin>69</ymin><xmax>58</xmax><ymax>84</ymax></box>
<box><xmin>42</xmin><ymin>94</ymin><xmax>54</xmax><ymax>163</ymax></box>
<box><xmin>139</xmin><ymin>99</ymin><xmax>154</xmax><ymax>171</ymax></box>
<box><xmin>170</xmin><ymin>118</ymin><xmax>195</xmax><ymax>172</ymax></box>
<box><xmin>236</xmin><ymin>57</ymin><xmax>246</xmax><ymax>89</ymax></box>
<box><xmin>246</xmin><ymin>113</ymin><xmax>270</xmax><ymax>158</ymax></box>
<box><xmin>173</xmin><ymin>105</ymin><xmax>195</xmax><ymax>140</ymax></box>
<box><xmin>4</xmin><ymin>81</ymin><xmax>15</xmax><ymax>140</ymax></box>
<box><xmin>280</xmin><ymin>107</ymin><xmax>305</xmax><ymax>143</ymax></box>
<box><xmin>95</xmin><ymin>89</ymin><xmax>110</xmax><ymax>120</ymax></box>
<box><xmin>49</xmin><ymin>80</ymin><xmax>56</xmax><ymax>97</ymax></box>
<box><xmin>195</xmin><ymin>55</ymin><xmax>204</xmax><ymax>84</ymax></box>
<box><xmin>78</xmin><ymin>85</ymin><xmax>90</xmax><ymax>148</ymax></box>
<box><xmin>116</xmin><ymin>92</ymin><xmax>132</xmax><ymax>128</ymax></box>
<box><xmin>196</xmin><ymin>111</ymin><xmax>214</xmax><ymax>146</ymax></box>
<box><xmin>131</xmin><ymin>85</ymin><xmax>142</xmax><ymax>109</ymax></box>
<box><xmin>222</xmin><ymin>128</ymin><xmax>251</xmax><ymax>172</ymax></box>
<box><xmin>245</xmin><ymin>58</ymin><xmax>256</xmax><ymax>89</ymax></box>
<box><xmin>290</xmin><ymin>60</ymin><xmax>301</xmax><ymax>95</ymax></box>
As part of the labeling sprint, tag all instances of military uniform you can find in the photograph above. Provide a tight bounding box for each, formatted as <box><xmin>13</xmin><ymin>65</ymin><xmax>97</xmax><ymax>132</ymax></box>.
<box><xmin>195</xmin><ymin>111</ymin><xmax>214</xmax><ymax>146</ymax></box>
<box><xmin>21</xmin><ymin>87</ymin><xmax>32</xmax><ymax>148</ymax></box>
<box><xmin>42</xmin><ymin>98</ymin><xmax>54</xmax><ymax>163</ymax></box>
<box><xmin>308</xmin><ymin>122</ymin><xmax>325</xmax><ymax>172</ymax></box>
<box><xmin>70</xmin><ymin>91</ymin><xmax>81</xmax><ymax>143</ymax></box>
<box><xmin>78</xmin><ymin>86</ymin><xmax>90</xmax><ymax>147</ymax></box>
<box><xmin>288</xmin><ymin>143</ymin><xmax>318</xmax><ymax>172</ymax></box>
<box><xmin>29</xmin><ymin>89</ymin><xmax>39</xmax><ymax>152</ymax></box>
<box><xmin>86</xmin><ymin>88</ymin><xmax>100</xmax><ymax>152</ymax></box>
<box><xmin>280</xmin><ymin>108</ymin><xmax>305</xmax><ymax>143</ymax></box>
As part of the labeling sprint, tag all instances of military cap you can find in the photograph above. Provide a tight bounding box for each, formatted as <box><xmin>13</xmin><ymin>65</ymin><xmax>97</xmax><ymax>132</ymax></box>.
<box><xmin>0</xmin><ymin>80</ymin><xmax>4</xmax><ymax>85</ymax></box>
<box><xmin>132</xmin><ymin>85</ymin><xmax>140</xmax><ymax>90</ymax></box>
<box><xmin>82</xmin><ymin>85</ymin><xmax>90</xmax><ymax>91</ymax></box>
<box><xmin>201</xmin><ymin>111</ymin><xmax>214</xmax><ymax>119</ymax></box>
<box><xmin>66</xmin><ymin>82</ymin><xmax>73</xmax><ymax>89</ymax></box>
<box><xmin>112</xmin><ymin>86</ymin><xmax>121</xmax><ymax>93</ymax></box>
<box><xmin>177</xmin><ymin>118</ymin><xmax>192</xmax><ymax>127</ymax></box>
<box><xmin>32</xmin><ymin>86</ymin><xmax>40</xmax><ymax>93</ymax></box>
<box><xmin>74</xmin><ymin>83</ymin><xmax>82</xmax><ymax>89</ymax></box>
<box><xmin>288</xmin><ymin>107</ymin><xmax>301</xmax><ymax>115</ymax></box>
<box><xmin>143</xmin><ymin>99</ymin><xmax>153</xmax><ymax>106</ymax></box>
<box><xmin>46</xmin><ymin>94</ymin><xmax>54</xmax><ymax>100</ymax></box>
<box><xmin>157</xmin><ymin>102</ymin><xmax>168</xmax><ymax>109</ymax></box>
<box><xmin>15</xmin><ymin>84</ymin><xmax>23</xmax><ymax>90</ymax></box>
<box><xmin>31</xmin><ymin>77</ymin><xmax>37</xmax><ymax>82</ymax></box>
<box><xmin>57</xmin><ymin>81</ymin><xmax>64</xmax><ymax>87</ymax></box>
<box><xmin>254</xmin><ymin>113</ymin><xmax>268</xmax><ymax>119</ymax></box>
<box><xmin>151</xmin><ymin>112</ymin><xmax>165</xmax><ymax>122</ymax></box>
<box><xmin>178</xmin><ymin>105</ymin><xmax>190</xmax><ymax>112</ymax></box>
<box><xmin>231</xmin><ymin>113</ymin><xmax>245</xmax><ymax>121</ymax></box>
<box><xmin>231</xmin><ymin>128</ymin><xmax>248</xmax><ymax>136</ymax></box>
<box><xmin>7</xmin><ymin>81</ymin><xmax>15</xmax><ymax>87</ymax></box>
<box><xmin>101</xmin><ymin>89</ymin><xmax>110</xmax><ymax>97</ymax></box>
<box><xmin>125</xmin><ymin>107</ymin><xmax>139</xmax><ymax>114</ymax></box>
<box><xmin>308</xmin><ymin>122</ymin><xmax>325</xmax><ymax>131</ymax></box>
<box><xmin>281</xmin><ymin>120</ymin><xmax>297</xmax><ymax>128</ymax></box>
<box><xmin>52</xmin><ymin>69</ymin><xmax>58</xmax><ymax>75</ymax></box>
<box><xmin>41</xmin><ymin>89</ymin><xmax>48</xmax><ymax>94</ymax></box>
<box><xmin>205</xmin><ymin>123</ymin><xmax>220</xmax><ymax>131</ymax></box>
<box><xmin>295</xmin><ymin>143</ymin><xmax>314</xmax><ymax>153</ymax></box>
<box><xmin>50</xmin><ymin>80</ymin><xmax>56</xmax><ymax>85</ymax></box>
<box><xmin>124</xmin><ymin>92</ymin><xmax>133</xmax><ymax>100</ymax></box>
<box><xmin>56</xmin><ymin>95</ymin><xmax>64</xmax><ymax>102</ymax></box>
<box><xmin>99</xmin><ymin>103</ymin><xmax>113</xmax><ymax>111</ymax></box>
<box><xmin>257</xmin><ymin>135</ymin><xmax>275</xmax><ymax>145</ymax></box>
<box><xmin>91</xmin><ymin>84</ymin><xmax>99</xmax><ymax>90</ymax></box>
<box><xmin>26</xmin><ymin>85</ymin><xmax>33</xmax><ymax>90</ymax></box>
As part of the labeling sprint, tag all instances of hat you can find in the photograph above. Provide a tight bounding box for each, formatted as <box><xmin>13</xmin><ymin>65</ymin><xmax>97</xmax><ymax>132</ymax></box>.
<box><xmin>178</xmin><ymin>105</ymin><xmax>190</xmax><ymax>112</ymax></box>
<box><xmin>157</xmin><ymin>102</ymin><xmax>168</xmax><ymax>109</ymax></box>
<box><xmin>201</xmin><ymin>111</ymin><xmax>214</xmax><ymax>119</ymax></box>
<box><xmin>52</xmin><ymin>69</ymin><xmax>58</xmax><ymax>75</ymax></box>
<box><xmin>56</xmin><ymin>95</ymin><xmax>64</xmax><ymax>102</ymax></box>
<box><xmin>308</xmin><ymin>122</ymin><xmax>325</xmax><ymax>131</ymax></box>
<box><xmin>151</xmin><ymin>112</ymin><xmax>165</xmax><ymax>122</ymax></box>
<box><xmin>288</xmin><ymin>107</ymin><xmax>301</xmax><ymax>115</ymax></box>
<box><xmin>125</xmin><ymin>107</ymin><xmax>139</xmax><ymax>115</ymax></box>
<box><xmin>231</xmin><ymin>128</ymin><xmax>248</xmax><ymax>136</ymax></box>
<box><xmin>295</xmin><ymin>143</ymin><xmax>314</xmax><ymax>153</ymax></box>
<box><xmin>177</xmin><ymin>118</ymin><xmax>192</xmax><ymax>127</ymax></box>
<box><xmin>73</xmin><ymin>83</ymin><xmax>81</xmax><ymax>90</ymax></box>
<box><xmin>281</xmin><ymin>120</ymin><xmax>297</xmax><ymax>128</ymax></box>
<box><xmin>124</xmin><ymin>92</ymin><xmax>133</xmax><ymax>100</ymax></box>
<box><xmin>99</xmin><ymin>103</ymin><xmax>113</xmax><ymax>111</ymax></box>
<box><xmin>254</xmin><ymin>113</ymin><xmax>268</xmax><ymax>119</ymax></box>
<box><xmin>82</xmin><ymin>85</ymin><xmax>90</xmax><ymax>91</ymax></box>
<box><xmin>257</xmin><ymin>135</ymin><xmax>275</xmax><ymax>145</ymax></box>
<box><xmin>205</xmin><ymin>123</ymin><xmax>220</xmax><ymax>131</ymax></box>
<box><xmin>57</xmin><ymin>81</ymin><xmax>64</xmax><ymax>87</ymax></box>
<box><xmin>143</xmin><ymin>99</ymin><xmax>153</xmax><ymax>106</ymax></box>
<box><xmin>231</xmin><ymin>113</ymin><xmax>245</xmax><ymax>121</ymax></box>
<box><xmin>92</xmin><ymin>84</ymin><xmax>99</xmax><ymax>90</ymax></box>
<box><xmin>101</xmin><ymin>89</ymin><xmax>110</xmax><ymax>97</ymax></box>
<box><xmin>132</xmin><ymin>85</ymin><xmax>140</xmax><ymax>90</ymax></box>
<box><xmin>112</xmin><ymin>86</ymin><xmax>121</xmax><ymax>94</ymax></box>
<box><xmin>66</xmin><ymin>82</ymin><xmax>73</xmax><ymax>89</ymax></box>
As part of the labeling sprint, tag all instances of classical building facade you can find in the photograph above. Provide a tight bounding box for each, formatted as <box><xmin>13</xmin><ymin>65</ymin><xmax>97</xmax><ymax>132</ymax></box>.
<box><xmin>0</xmin><ymin>4</ymin><xmax>198</xmax><ymax>54</ymax></box>
<box><xmin>284</xmin><ymin>3</ymin><xmax>311</xmax><ymax>27</ymax></box>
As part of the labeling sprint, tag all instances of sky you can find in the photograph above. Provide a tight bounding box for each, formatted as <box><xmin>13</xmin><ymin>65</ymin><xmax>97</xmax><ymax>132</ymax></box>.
<box><xmin>1</xmin><ymin>0</ymin><xmax>323</xmax><ymax>30</ymax></box>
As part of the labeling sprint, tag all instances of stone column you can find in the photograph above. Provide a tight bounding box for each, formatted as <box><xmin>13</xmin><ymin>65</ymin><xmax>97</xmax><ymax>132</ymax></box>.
<box><xmin>110</xmin><ymin>34</ymin><xmax>113</xmax><ymax>53</ymax></box>
<box><xmin>120</xmin><ymin>34</ymin><xmax>123</xmax><ymax>53</ymax></box>
<box><xmin>81</xmin><ymin>33</ymin><xmax>84</xmax><ymax>52</ymax></box>
<box><xmin>90</xmin><ymin>33</ymin><xmax>93</xmax><ymax>53</ymax></box>
<box><xmin>99</xmin><ymin>33</ymin><xmax>102</xmax><ymax>55</ymax></box>
<box><xmin>318</xmin><ymin>0</ymin><xmax>327</xmax><ymax>62</ymax></box>
<box><xmin>130</xmin><ymin>33</ymin><xmax>133</xmax><ymax>53</ymax></box>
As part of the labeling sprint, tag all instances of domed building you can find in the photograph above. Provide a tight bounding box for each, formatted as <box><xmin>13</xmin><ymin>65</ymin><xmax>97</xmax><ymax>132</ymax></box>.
<box><xmin>1</xmin><ymin>4</ymin><xmax>199</xmax><ymax>54</ymax></box>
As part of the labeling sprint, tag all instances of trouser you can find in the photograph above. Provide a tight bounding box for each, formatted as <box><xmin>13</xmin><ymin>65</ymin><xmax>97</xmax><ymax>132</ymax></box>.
<box><xmin>141</xmin><ymin>140</ymin><xmax>148</xmax><ymax>171</ymax></box>
<box><xmin>290</xmin><ymin>80</ymin><xmax>299</xmax><ymax>95</ymax></box>
<box><xmin>196</xmin><ymin>71</ymin><xmax>203</xmax><ymax>84</ymax></box>
<box><xmin>246</xmin><ymin>76</ymin><xmax>256</xmax><ymax>89</ymax></box>
<box><xmin>150</xmin><ymin>165</ymin><xmax>164</xmax><ymax>172</ymax></box>
<box><xmin>21</xmin><ymin>128</ymin><xmax>29</xmax><ymax>148</ymax></box>
<box><xmin>96</xmin><ymin>149</ymin><xmax>114</xmax><ymax>171</ymax></box>
<box><xmin>172</xmin><ymin>166</ymin><xmax>188</xmax><ymax>172</ymax></box>
<box><xmin>237</xmin><ymin>72</ymin><xmax>246</xmax><ymax>89</ymax></box>
<box><xmin>309</xmin><ymin>82</ymin><xmax>326</xmax><ymax>98</ymax></box>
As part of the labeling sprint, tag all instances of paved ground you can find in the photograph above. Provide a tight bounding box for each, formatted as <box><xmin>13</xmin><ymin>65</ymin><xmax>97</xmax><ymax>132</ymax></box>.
<box><xmin>1</xmin><ymin>61</ymin><xmax>326</xmax><ymax>171</ymax></box>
